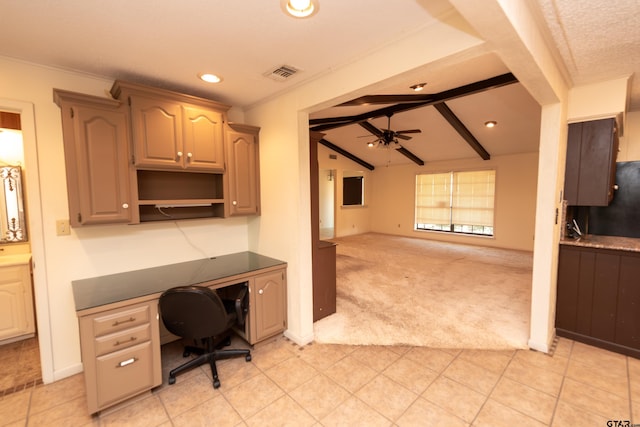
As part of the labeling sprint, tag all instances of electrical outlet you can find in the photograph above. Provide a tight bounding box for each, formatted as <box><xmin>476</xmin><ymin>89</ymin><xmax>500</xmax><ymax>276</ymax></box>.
<box><xmin>56</xmin><ymin>219</ymin><xmax>70</xmax><ymax>236</ymax></box>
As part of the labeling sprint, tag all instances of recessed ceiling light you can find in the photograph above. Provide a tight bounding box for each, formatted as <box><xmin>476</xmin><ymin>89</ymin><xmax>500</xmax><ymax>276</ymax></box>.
<box><xmin>282</xmin><ymin>0</ymin><xmax>318</xmax><ymax>18</ymax></box>
<box><xmin>410</xmin><ymin>83</ymin><xmax>426</xmax><ymax>92</ymax></box>
<box><xmin>199</xmin><ymin>73</ymin><xmax>222</xmax><ymax>83</ymax></box>
<box><xmin>484</xmin><ymin>121</ymin><xmax>497</xmax><ymax>128</ymax></box>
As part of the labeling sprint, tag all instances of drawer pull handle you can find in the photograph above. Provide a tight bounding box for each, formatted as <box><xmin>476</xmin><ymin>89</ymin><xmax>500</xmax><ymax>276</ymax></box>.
<box><xmin>114</xmin><ymin>337</ymin><xmax>137</xmax><ymax>347</ymax></box>
<box><xmin>117</xmin><ymin>357</ymin><xmax>138</xmax><ymax>368</ymax></box>
<box><xmin>112</xmin><ymin>317</ymin><xmax>136</xmax><ymax>326</ymax></box>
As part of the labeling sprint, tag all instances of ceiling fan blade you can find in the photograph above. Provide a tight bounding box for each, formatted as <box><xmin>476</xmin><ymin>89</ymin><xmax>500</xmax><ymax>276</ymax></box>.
<box><xmin>396</xmin><ymin>129</ymin><xmax>421</xmax><ymax>134</ymax></box>
<box><xmin>358</xmin><ymin>121</ymin><xmax>384</xmax><ymax>137</ymax></box>
<box><xmin>338</xmin><ymin>94</ymin><xmax>434</xmax><ymax>106</ymax></box>
<box><xmin>395</xmin><ymin>134</ymin><xmax>413</xmax><ymax>141</ymax></box>
<box><xmin>396</xmin><ymin>146</ymin><xmax>425</xmax><ymax>166</ymax></box>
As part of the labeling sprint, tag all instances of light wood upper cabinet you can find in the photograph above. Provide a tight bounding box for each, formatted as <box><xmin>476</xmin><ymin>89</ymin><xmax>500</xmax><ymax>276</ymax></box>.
<box><xmin>129</xmin><ymin>95</ymin><xmax>183</xmax><ymax>169</ymax></box>
<box><xmin>54</xmin><ymin>90</ymin><xmax>134</xmax><ymax>226</ymax></box>
<box><xmin>112</xmin><ymin>81</ymin><xmax>229</xmax><ymax>172</ymax></box>
<box><xmin>182</xmin><ymin>106</ymin><xmax>225</xmax><ymax>170</ymax></box>
<box><xmin>225</xmin><ymin>123</ymin><xmax>261</xmax><ymax>216</ymax></box>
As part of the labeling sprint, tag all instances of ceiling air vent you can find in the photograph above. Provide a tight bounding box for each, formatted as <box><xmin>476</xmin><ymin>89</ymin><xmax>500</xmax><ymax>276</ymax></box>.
<box><xmin>264</xmin><ymin>64</ymin><xmax>301</xmax><ymax>82</ymax></box>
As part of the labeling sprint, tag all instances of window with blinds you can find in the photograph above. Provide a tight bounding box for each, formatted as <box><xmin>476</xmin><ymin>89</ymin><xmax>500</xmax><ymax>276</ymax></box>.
<box><xmin>415</xmin><ymin>170</ymin><xmax>495</xmax><ymax>236</ymax></box>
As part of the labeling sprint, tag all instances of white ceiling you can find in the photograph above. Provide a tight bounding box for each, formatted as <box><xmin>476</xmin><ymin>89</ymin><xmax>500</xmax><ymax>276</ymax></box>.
<box><xmin>0</xmin><ymin>0</ymin><xmax>637</xmax><ymax>167</ymax></box>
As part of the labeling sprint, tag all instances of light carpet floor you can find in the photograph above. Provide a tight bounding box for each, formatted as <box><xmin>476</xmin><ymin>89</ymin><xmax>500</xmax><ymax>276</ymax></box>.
<box><xmin>313</xmin><ymin>233</ymin><xmax>532</xmax><ymax>349</ymax></box>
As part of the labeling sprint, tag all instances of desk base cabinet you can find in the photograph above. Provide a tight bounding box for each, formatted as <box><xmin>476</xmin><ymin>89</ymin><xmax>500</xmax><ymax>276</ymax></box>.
<box><xmin>76</xmin><ymin>259</ymin><xmax>287</xmax><ymax>414</ymax></box>
<box><xmin>79</xmin><ymin>299</ymin><xmax>162</xmax><ymax>414</ymax></box>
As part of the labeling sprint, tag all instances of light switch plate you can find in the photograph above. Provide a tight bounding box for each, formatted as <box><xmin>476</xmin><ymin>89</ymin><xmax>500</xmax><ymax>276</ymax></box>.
<box><xmin>56</xmin><ymin>219</ymin><xmax>70</xmax><ymax>236</ymax></box>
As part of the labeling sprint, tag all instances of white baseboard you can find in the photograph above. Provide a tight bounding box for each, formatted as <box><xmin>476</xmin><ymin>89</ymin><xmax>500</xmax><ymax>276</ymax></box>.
<box><xmin>51</xmin><ymin>363</ymin><xmax>84</xmax><ymax>383</ymax></box>
<box><xmin>283</xmin><ymin>329</ymin><xmax>314</xmax><ymax>346</ymax></box>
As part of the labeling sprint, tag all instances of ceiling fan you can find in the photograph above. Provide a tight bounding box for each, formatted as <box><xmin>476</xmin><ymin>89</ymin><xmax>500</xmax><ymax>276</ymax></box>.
<box><xmin>360</xmin><ymin>113</ymin><xmax>421</xmax><ymax>147</ymax></box>
<box><xmin>358</xmin><ymin>113</ymin><xmax>425</xmax><ymax>165</ymax></box>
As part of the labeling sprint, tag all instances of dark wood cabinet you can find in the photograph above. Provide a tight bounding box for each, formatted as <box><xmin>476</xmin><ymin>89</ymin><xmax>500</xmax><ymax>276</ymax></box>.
<box><xmin>556</xmin><ymin>244</ymin><xmax>640</xmax><ymax>357</ymax></box>
<box><xmin>564</xmin><ymin>118</ymin><xmax>618</xmax><ymax>206</ymax></box>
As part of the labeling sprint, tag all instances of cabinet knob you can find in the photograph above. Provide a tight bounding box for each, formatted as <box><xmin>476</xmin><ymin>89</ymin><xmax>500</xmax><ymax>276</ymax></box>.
<box><xmin>232</xmin><ymin>200</ymin><xmax>237</xmax><ymax>206</ymax></box>
<box><xmin>177</xmin><ymin>151</ymin><xmax>183</xmax><ymax>157</ymax></box>
<box><xmin>258</xmin><ymin>289</ymin><xmax>264</xmax><ymax>295</ymax></box>
<box><xmin>122</xmin><ymin>203</ymin><xmax>129</xmax><ymax>209</ymax></box>
<box><xmin>187</xmin><ymin>152</ymin><xmax>193</xmax><ymax>158</ymax></box>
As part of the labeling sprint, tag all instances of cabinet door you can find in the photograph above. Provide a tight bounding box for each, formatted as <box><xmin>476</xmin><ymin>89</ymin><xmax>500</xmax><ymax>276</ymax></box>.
<box><xmin>130</xmin><ymin>96</ymin><xmax>184</xmax><ymax>169</ymax></box>
<box><xmin>564</xmin><ymin>119</ymin><xmax>618</xmax><ymax>206</ymax></box>
<box><xmin>225</xmin><ymin>124</ymin><xmax>260</xmax><ymax>216</ymax></box>
<box><xmin>182</xmin><ymin>106</ymin><xmax>225</xmax><ymax>171</ymax></box>
<box><xmin>72</xmin><ymin>105</ymin><xmax>132</xmax><ymax>225</ymax></box>
<box><xmin>251</xmin><ymin>270</ymin><xmax>286</xmax><ymax>343</ymax></box>
<box><xmin>0</xmin><ymin>264</ymin><xmax>34</xmax><ymax>342</ymax></box>
<box><xmin>616</xmin><ymin>253</ymin><xmax>640</xmax><ymax>349</ymax></box>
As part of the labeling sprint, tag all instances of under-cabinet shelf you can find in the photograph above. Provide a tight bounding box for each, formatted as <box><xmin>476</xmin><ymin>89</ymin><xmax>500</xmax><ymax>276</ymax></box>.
<box><xmin>137</xmin><ymin>199</ymin><xmax>225</xmax><ymax>206</ymax></box>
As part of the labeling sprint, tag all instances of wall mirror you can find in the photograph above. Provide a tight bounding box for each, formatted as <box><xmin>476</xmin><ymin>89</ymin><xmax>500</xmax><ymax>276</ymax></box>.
<box><xmin>1</xmin><ymin>166</ymin><xmax>27</xmax><ymax>242</ymax></box>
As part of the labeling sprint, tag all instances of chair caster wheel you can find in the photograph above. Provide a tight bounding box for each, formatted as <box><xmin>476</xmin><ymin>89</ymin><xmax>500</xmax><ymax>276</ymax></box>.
<box><xmin>224</xmin><ymin>337</ymin><xmax>232</xmax><ymax>346</ymax></box>
<box><xmin>168</xmin><ymin>377</ymin><xmax>176</xmax><ymax>385</ymax></box>
<box><xmin>245</xmin><ymin>354</ymin><xmax>252</xmax><ymax>362</ymax></box>
<box><xmin>213</xmin><ymin>379</ymin><xmax>221</xmax><ymax>389</ymax></box>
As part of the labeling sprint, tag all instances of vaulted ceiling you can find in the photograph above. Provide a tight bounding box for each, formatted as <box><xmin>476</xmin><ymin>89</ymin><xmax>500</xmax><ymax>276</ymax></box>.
<box><xmin>0</xmin><ymin>1</ymin><xmax>636</xmax><ymax>167</ymax></box>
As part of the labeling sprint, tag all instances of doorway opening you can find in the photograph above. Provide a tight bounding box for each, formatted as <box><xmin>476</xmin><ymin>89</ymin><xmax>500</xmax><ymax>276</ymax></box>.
<box><xmin>318</xmin><ymin>168</ymin><xmax>335</xmax><ymax>240</ymax></box>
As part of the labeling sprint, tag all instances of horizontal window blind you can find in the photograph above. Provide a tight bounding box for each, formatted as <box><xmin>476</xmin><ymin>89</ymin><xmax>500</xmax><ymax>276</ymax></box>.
<box><xmin>415</xmin><ymin>169</ymin><xmax>495</xmax><ymax>236</ymax></box>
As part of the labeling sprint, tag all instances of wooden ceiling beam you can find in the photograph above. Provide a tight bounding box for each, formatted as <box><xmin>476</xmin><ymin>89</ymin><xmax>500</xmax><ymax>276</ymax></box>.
<box><xmin>433</xmin><ymin>102</ymin><xmax>490</xmax><ymax>160</ymax></box>
<box><xmin>319</xmin><ymin>138</ymin><xmax>375</xmax><ymax>171</ymax></box>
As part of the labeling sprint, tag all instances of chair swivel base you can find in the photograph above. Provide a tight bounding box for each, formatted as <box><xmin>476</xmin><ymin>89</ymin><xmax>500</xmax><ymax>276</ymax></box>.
<box><xmin>168</xmin><ymin>348</ymin><xmax>252</xmax><ymax>388</ymax></box>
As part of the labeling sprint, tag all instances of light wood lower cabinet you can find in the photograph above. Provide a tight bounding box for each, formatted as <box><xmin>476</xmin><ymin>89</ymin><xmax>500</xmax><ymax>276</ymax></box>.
<box><xmin>78</xmin><ymin>300</ymin><xmax>162</xmax><ymax>414</ymax></box>
<box><xmin>250</xmin><ymin>270</ymin><xmax>287</xmax><ymax>343</ymax></box>
<box><xmin>0</xmin><ymin>260</ymin><xmax>35</xmax><ymax>343</ymax></box>
<box><xmin>77</xmin><ymin>264</ymin><xmax>287</xmax><ymax>414</ymax></box>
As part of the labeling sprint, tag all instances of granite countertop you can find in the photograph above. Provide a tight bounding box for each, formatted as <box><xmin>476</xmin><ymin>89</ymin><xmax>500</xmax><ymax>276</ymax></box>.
<box><xmin>560</xmin><ymin>235</ymin><xmax>640</xmax><ymax>253</ymax></box>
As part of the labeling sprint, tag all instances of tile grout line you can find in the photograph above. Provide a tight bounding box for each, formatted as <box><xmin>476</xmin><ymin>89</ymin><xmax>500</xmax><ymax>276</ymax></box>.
<box><xmin>547</xmin><ymin>337</ymin><xmax>574</xmax><ymax>426</ymax></box>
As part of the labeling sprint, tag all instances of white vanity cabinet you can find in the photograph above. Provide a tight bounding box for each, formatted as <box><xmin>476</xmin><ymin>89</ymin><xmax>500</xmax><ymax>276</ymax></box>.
<box><xmin>0</xmin><ymin>255</ymin><xmax>35</xmax><ymax>343</ymax></box>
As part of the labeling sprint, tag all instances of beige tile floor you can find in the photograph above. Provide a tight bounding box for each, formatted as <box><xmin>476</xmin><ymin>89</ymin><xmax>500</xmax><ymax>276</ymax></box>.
<box><xmin>1</xmin><ymin>335</ymin><xmax>638</xmax><ymax>426</ymax></box>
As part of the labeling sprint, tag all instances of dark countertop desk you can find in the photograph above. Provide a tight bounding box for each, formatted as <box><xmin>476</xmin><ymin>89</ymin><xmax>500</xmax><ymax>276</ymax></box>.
<box><xmin>72</xmin><ymin>251</ymin><xmax>286</xmax><ymax>313</ymax></box>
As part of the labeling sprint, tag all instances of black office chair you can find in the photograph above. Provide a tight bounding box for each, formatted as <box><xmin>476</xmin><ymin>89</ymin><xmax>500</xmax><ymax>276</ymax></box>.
<box><xmin>159</xmin><ymin>285</ymin><xmax>251</xmax><ymax>389</ymax></box>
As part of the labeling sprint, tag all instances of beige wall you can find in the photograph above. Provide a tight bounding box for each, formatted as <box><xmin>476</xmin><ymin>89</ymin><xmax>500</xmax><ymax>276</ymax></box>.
<box><xmin>369</xmin><ymin>152</ymin><xmax>539</xmax><ymax>251</ymax></box>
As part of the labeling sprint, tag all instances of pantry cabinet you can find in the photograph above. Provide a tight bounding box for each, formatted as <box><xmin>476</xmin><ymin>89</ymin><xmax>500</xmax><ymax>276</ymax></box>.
<box><xmin>53</xmin><ymin>90</ymin><xmax>134</xmax><ymax>226</ymax></box>
<box><xmin>564</xmin><ymin>118</ymin><xmax>619</xmax><ymax>206</ymax></box>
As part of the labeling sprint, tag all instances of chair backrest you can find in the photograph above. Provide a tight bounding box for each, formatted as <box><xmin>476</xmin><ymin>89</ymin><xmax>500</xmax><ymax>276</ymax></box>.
<box><xmin>159</xmin><ymin>286</ymin><xmax>233</xmax><ymax>340</ymax></box>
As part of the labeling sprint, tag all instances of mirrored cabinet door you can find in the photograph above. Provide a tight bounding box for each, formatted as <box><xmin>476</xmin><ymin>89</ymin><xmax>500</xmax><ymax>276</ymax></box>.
<box><xmin>1</xmin><ymin>166</ymin><xmax>27</xmax><ymax>243</ymax></box>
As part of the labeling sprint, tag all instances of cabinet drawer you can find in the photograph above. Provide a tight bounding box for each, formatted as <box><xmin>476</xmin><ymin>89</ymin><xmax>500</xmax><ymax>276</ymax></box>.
<box><xmin>94</xmin><ymin>324</ymin><xmax>151</xmax><ymax>357</ymax></box>
<box><xmin>93</xmin><ymin>305</ymin><xmax>150</xmax><ymax>337</ymax></box>
<box><xmin>96</xmin><ymin>341</ymin><xmax>155</xmax><ymax>409</ymax></box>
